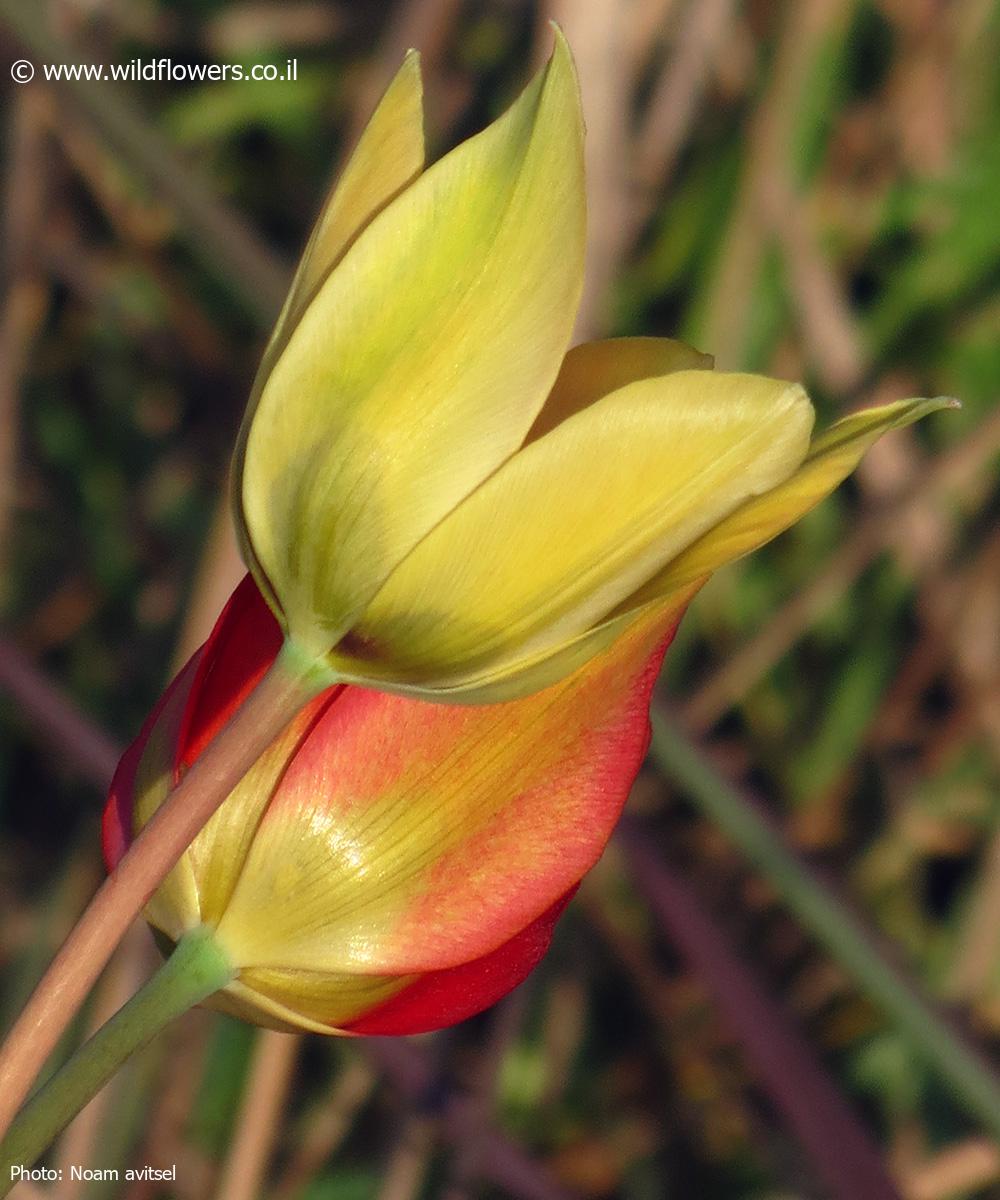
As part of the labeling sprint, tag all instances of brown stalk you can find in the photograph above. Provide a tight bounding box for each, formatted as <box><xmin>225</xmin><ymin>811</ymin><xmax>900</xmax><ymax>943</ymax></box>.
<box><xmin>364</xmin><ymin>1039</ymin><xmax>578</xmax><ymax>1200</ymax></box>
<box><xmin>0</xmin><ymin>0</ymin><xmax>289</xmax><ymax>325</ymax></box>
<box><xmin>271</xmin><ymin>1056</ymin><xmax>377</xmax><ymax>1200</ymax></box>
<box><xmin>0</xmin><ymin>636</ymin><xmax>121</xmax><ymax>788</ymax></box>
<box><xmin>900</xmin><ymin>1137</ymin><xmax>1000</xmax><ymax>1200</ymax></box>
<box><xmin>699</xmin><ymin>0</ymin><xmax>856</xmax><ymax>368</ymax></box>
<box><xmin>625</xmin><ymin>0</ymin><xmax>683</xmax><ymax>75</ymax></box>
<box><xmin>545</xmin><ymin>0</ymin><xmax>631</xmax><ymax>340</ymax></box>
<box><xmin>440</xmin><ymin>989</ymin><xmax>530</xmax><ymax>1200</ymax></box>
<box><xmin>375</xmin><ymin>1115</ymin><xmax>436</xmax><ymax>1200</ymax></box>
<box><xmin>632</xmin><ymin>0</ymin><xmax>738</xmax><ymax>197</ymax></box>
<box><xmin>759</xmin><ymin>168</ymin><xmax>868</xmax><ymax>394</ymax></box>
<box><xmin>0</xmin><ymin>87</ymin><xmax>51</xmax><ymax>591</ymax></box>
<box><xmin>121</xmin><ymin>1011</ymin><xmax>215</xmax><ymax>1200</ymax></box>
<box><xmin>342</xmin><ymin>0</ymin><xmax>463</xmax><ymax>155</ymax></box>
<box><xmin>214</xmin><ymin>1031</ymin><xmax>299</xmax><ymax>1200</ymax></box>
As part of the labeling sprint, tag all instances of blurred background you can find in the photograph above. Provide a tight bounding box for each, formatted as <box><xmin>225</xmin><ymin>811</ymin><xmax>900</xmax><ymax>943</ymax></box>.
<box><xmin>1</xmin><ymin>1</ymin><xmax>999</xmax><ymax>1197</ymax></box>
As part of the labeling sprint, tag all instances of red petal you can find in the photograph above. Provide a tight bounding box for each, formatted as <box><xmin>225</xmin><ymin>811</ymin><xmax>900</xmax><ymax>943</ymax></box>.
<box><xmin>175</xmin><ymin>574</ymin><xmax>283</xmax><ymax>773</ymax></box>
<box><xmin>102</xmin><ymin>651</ymin><xmax>203</xmax><ymax>871</ymax></box>
<box><xmin>343</xmin><ymin>888</ymin><xmax>576</xmax><ymax>1035</ymax></box>
<box><xmin>103</xmin><ymin>575</ymin><xmax>281</xmax><ymax>870</ymax></box>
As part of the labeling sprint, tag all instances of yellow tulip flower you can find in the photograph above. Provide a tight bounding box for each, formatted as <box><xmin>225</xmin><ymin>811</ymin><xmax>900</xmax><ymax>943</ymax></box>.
<box><xmin>233</xmin><ymin>32</ymin><xmax>950</xmax><ymax>703</ymax></box>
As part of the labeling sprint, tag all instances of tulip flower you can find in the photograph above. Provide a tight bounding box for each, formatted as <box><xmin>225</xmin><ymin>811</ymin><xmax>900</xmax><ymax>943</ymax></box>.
<box><xmin>0</xmin><ymin>37</ymin><xmax>958</xmax><ymax>1177</ymax></box>
<box><xmin>87</xmin><ymin>32</ymin><xmax>963</xmax><ymax>1042</ymax></box>
<box><xmin>232</xmin><ymin>33</ymin><xmax>948</xmax><ymax>703</ymax></box>
<box><xmin>99</xmin><ymin>33</ymin><xmax>945</xmax><ymax>1032</ymax></box>
<box><xmin>103</xmin><ymin>573</ymin><xmax>692</xmax><ymax>1034</ymax></box>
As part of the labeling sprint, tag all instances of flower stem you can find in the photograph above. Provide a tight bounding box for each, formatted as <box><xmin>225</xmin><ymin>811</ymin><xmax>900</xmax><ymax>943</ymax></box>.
<box><xmin>0</xmin><ymin>641</ymin><xmax>329</xmax><ymax>1141</ymax></box>
<box><xmin>0</xmin><ymin>927</ymin><xmax>234</xmax><ymax>1194</ymax></box>
<box><xmin>648</xmin><ymin>708</ymin><xmax>1000</xmax><ymax>1141</ymax></box>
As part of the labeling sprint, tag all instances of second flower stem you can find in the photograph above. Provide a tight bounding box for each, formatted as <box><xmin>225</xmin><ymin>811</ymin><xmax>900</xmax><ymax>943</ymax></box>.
<box><xmin>0</xmin><ymin>927</ymin><xmax>234</xmax><ymax>1194</ymax></box>
<box><xmin>0</xmin><ymin>640</ymin><xmax>328</xmax><ymax>1142</ymax></box>
<box><xmin>649</xmin><ymin>708</ymin><xmax>1000</xmax><ymax>1142</ymax></box>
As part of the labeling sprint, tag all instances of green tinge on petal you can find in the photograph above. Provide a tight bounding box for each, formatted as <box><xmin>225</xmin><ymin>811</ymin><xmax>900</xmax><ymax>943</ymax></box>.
<box><xmin>616</xmin><ymin>396</ymin><xmax>957</xmax><ymax>609</ymax></box>
<box><xmin>335</xmin><ymin>583</ymin><xmax>701</xmax><ymax>705</ymax></box>
<box><xmin>337</xmin><ymin>371</ymin><xmax>813</xmax><ymax>693</ymax></box>
<box><xmin>233</xmin><ymin>53</ymin><xmax>426</xmax><ymax>625</ymax></box>
<box><xmin>239</xmin><ymin>32</ymin><xmax>586</xmax><ymax>657</ymax></box>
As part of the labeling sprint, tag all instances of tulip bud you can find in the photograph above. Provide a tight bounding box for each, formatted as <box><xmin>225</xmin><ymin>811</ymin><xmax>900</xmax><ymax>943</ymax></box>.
<box><xmin>104</xmin><ymin>575</ymin><xmax>691</xmax><ymax>1034</ymax></box>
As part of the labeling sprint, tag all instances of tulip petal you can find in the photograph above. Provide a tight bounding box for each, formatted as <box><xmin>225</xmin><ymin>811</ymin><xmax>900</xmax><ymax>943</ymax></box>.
<box><xmin>336</xmin><ymin>371</ymin><xmax>812</xmax><ymax>693</ymax></box>
<box><xmin>526</xmin><ymin>336</ymin><xmax>713</xmax><ymax>444</ymax></box>
<box><xmin>212</xmin><ymin>603</ymin><xmax>680</xmax><ymax>974</ymax></box>
<box><xmin>176</xmin><ymin>573</ymin><xmax>285</xmax><ymax>772</ymax></box>
<box><xmin>168</xmin><ymin>574</ymin><xmax>338</xmax><ymax>926</ymax></box>
<box><xmin>342</xmin><ymin>889</ymin><xmax>575</xmax><ymax>1035</ymax></box>
<box><xmin>341</xmin><ymin>583</ymin><xmax>701</xmax><ymax>705</ymax></box>
<box><xmin>615</xmin><ymin>396</ymin><xmax>957</xmax><ymax>609</ymax></box>
<box><xmin>103</xmin><ymin>652</ymin><xmax>201</xmax><ymax>872</ymax></box>
<box><xmin>266</xmin><ymin>52</ymin><xmax>425</xmax><ymax>356</ymax></box>
<box><xmin>239</xmin><ymin>33</ymin><xmax>586</xmax><ymax>655</ymax></box>
<box><xmin>122</xmin><ymin>655</ymin><xmax>204</xmax><ymax>939</ymax></box>
<box><xmin>213</xmin><ymin>893</ymin><xmax>572</xmax><ymax>1034</ymax></box>
<box><xmin>204</xmin><ymin>979</ymin><xmax>354</xmax><ymax>1035</ymax></box>
<box><xmin>234</xmin><ymin>56</ymin><xmax>425</xmax><ymax>619</ymax></box>
<box><xmin>234</xmin><ymin>967</ymin><xmax>408</xmax><ymax>1030</ymax></box>
<box><xmin>184</xmin><ymin>702</ymin><xmax>328</xmax><ymax>927</ymax></box>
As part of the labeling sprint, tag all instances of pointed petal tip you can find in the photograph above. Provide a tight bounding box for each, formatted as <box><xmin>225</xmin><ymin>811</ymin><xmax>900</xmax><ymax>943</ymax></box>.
<box><xmin>399</xmin><ymin>48</ymin><xmax>422</xmax><ymax>84</ymax></box>
<box><xmin>543</xmin><ymin>22</ymin><xmax>580</xmax><ymax>93</ymax></box>
<box><xmin>870</xmin><ymin>393</ymin><xmax>961</xmax><ymax>432</ymax></box>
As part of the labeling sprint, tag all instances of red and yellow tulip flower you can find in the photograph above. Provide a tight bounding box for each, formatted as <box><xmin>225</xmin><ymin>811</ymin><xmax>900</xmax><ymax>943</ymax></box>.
<box><xmin>103</xmin><ymin>574</ymin><xmax>686</xmax><ymax>1034</ymax></box>
<box><xmin>104</xmin><ymin>36</ymin><xmax>948</xmax><ymax>1036</ymax></box>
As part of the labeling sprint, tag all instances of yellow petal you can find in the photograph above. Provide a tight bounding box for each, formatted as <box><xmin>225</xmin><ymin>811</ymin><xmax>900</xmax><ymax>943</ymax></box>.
<box><xmin>182</xmin><ymin>700</ymin><xmax>327</xmax><ymax>926</ymax></box>
<box><xmin>337</xmin><ymin>370</ymin><xmax>813</xmax><ymax>693</ymax></box>
<box><xmin>616</xmin><ymin>396</ymin><xmax>957</xmax><ymax>609</ymax></box>
<box><xmin>239</xmin><ymin>33</ymin><xmax>586</xmax><ymax>656</ymax></box>
<box><xmin>338</xmin><ymin>584</ymin><xmax>700</xmax><ymax>704</ymax></box>
<box><xmin>527</xmin><ymin>335</ymin><xmax>713</xmax><ymax>443</ymax></box>
<box><xmin>203</xmin><ymin>978</ymin><xmax>359</xmax><ymax>1035</ymax></box>
<box><xmin>235</xmin><ymin>966</ymin><xmax>408</xmax><ymax>1028</ymax></box>
<box><xmin>233</xmin><ymin>54</ymin><xmax>425</xmax><ymax>620</ymax></box>
<box><xmin>264</xmin><ymin>52</ymin><xmax>425</xmax><ymax>369</ymax></box>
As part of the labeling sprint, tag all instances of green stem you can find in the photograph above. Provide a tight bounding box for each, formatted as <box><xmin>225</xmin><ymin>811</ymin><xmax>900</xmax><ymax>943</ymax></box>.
<box><xmin>649</xmin><ymin>709</ymin><xmax>1000</xmax><ymax>1141</ymax></box>
<box><xmin>0</xmin><ymin>927</ymin><xmax>233</xmax><ymax>1193</ymax></box>
<box><xmin>0</xmin><ymin>640</ymin><xmax>328</xmax><ymax>1141</ymax></box>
